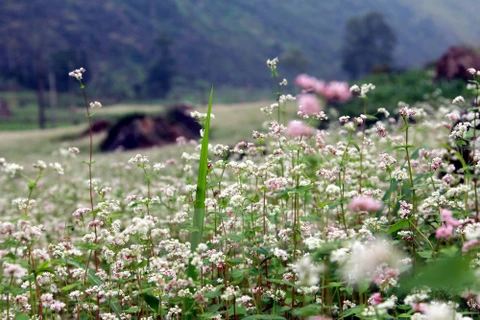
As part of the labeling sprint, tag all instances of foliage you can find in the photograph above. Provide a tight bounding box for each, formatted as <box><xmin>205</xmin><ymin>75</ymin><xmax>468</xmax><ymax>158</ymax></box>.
<box><xmin>335</xmin><ymin>68</ymin><xmax>474</xmax><ymax>117</ymax></box>
<box><xmin>341</xmin><ymin>12</ymin><xmax>397</xmax><ymax>79</ymax></box>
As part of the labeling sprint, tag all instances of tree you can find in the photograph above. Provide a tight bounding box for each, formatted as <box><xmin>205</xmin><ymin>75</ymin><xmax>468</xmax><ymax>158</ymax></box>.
<box><xmin>0</xmin><ymin>1</ymin><xmax>70</xmax><ymax>129</ymax></box>
<box><xmin>145</xmin><ymin>33</ymin><xmax>176</xmax><ymax>99</ymax></box>
<box><xmin>341</xmin><ymin>12</ymin><xmax>397</xmax><ymax>79</ymax></box>
<box><xmin>281</xmin><ymin>48</ymin><xmax>310</xmax><ymax>74</ymax></box>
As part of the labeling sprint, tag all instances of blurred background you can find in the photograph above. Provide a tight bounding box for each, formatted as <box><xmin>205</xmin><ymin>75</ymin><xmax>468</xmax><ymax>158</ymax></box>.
<box><xmin>1</xmin><ymin>0</ymin><xmax>480</xmax><ymax>133</ymax></box>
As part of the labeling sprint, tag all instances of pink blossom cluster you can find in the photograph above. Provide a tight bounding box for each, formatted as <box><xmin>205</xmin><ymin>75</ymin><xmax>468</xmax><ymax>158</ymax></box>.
<box><xmin>285</xmin><ymin>120</ymin><xmax>315</xmax><ymax>137</ymax></box>
<box><xmin>435</xmin><ymin>209</ymin><xmax>460</xmax><ymax>239</ymax></box>
<box><xmin>295</xmin><ymin>74</ymin><xmax>352</xmax><ymax>102</ymax></box>
<box><xmin>348</xmin><ymin>196</ymin><xmax>383</xmax><ymax>212</ymax></box>
<box><xmin>297</xmin><ymin>94</ymin><xmax>322</xmax><ymax>115</ymax></box>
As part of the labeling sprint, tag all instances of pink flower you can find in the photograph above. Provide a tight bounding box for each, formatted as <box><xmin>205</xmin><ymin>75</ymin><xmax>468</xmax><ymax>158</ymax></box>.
<box><xmin>440</xmin><ymin>209</ymin><xmax>452</xmax><ymax>221</ymax></box>
<box><xmin>285</xmin><ymin>120</ymin><xmax>315</xmax><ymax>137</ymax></box>
<box><xmin>295</xmin><ymin>74</ymin><xmax>352</xmax><ymax>102</ymax></box>
<box><xmin>412</xmin><ymin>302</ymin><xmax>427</xmax><ymax>313</ymax></box>
<box><xmin>435</xmin><ymin>225</ymin><xmax>453</xmax><ymax>239</ymax></box>
<box><xmin>369</xmin><ymin>292</ymin><xmax>383</xmax><ymax>306</ymax></box>
<box><xmin>298</xmin><ymin>94</ymin><xmax>322</xmax><ymax>115</ymax></box>
<box><xmin>440</xmin><ymin>209</ymin><xmax>460</xmax><ymax>227</ymax></box>
<box><xmin>3</xmin><ymin>263</ymin><xmax>27</xmax><ymax>278</ymax></box>
<box><xmin>295</xmin><ymin>74</ymin><xmax>324</xmax><ymax>92</ymax></box>
<box><xmin>462</xmin><ymin>239</ymin><xmax>480</xmax><ymax>253</ymax></box>
<box><xmin>320</xmin><ymin>81</ymin><xmax>352</xmax><ymax>102</ymax></box>
<box><xmin>348</xmin><ymin>196</ymin><xmax>383</xmax><ymax>212</ymax></box>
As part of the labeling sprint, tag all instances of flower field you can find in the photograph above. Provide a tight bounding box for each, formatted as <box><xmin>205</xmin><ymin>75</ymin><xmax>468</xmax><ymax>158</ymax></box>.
<box><xmin>1</xmin><ymin>61</ymin><xmax>480</xmax><ymax>320</ymax></box>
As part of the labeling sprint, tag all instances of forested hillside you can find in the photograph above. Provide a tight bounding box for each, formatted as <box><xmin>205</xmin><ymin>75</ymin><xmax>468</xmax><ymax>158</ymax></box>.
<box><xmin>1</xmin><ymin>0</ymin><xmax>479</xmax><ymax>99</ymax></box>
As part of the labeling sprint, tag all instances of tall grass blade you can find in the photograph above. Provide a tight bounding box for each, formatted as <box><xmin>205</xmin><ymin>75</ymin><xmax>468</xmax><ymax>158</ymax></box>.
<box><xmin>190</xmin><ymin>86</ymin><xmax>213</xmax><ymax>255</ymax></box>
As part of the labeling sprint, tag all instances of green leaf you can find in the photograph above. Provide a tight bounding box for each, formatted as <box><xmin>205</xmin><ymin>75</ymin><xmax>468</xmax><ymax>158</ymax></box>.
<box><xmin>35</xmin><ymin>267</ymin><xmax>55</xmax><ymax>275</ymax></box>
<box><xmin>382</xmin><ymin>179</ymin><xmax>398</xmax><ymax>202</ymax></box>
<box><xmin>292</xmin><ymin>304</ymin><xmax>322</xmax><ymax>317</ymax></box>
<box><xmin>14</xmin><ymin>314</ymin><xmax>30</xmax><ymax>320</ymax></box>
<box><xmin>348</xmin><ymin>139</ymin><xmax>360</xmax><ymax>152</ymax></box>
<box><xmin>251</xmin><ymin>246</ymin><xmax>270</xmax><ymax>256</ymax></box>
<box><xmin>417</xmin><ymin>250</ymin><xmax>433</xmax><ymax>259</ymax></box>
<box><xmin>397</xmin><ymin>254</ymin><xmax>475</xmax><ymax>295</ymax></box>
<box><xmin>141</xmin><ymin>293</ymin><xmax>159</xmax><ymax>312</ymax></box>
<box><xmin>220</xmin><ymin>234</ymin><xmax>243</xmax><ymax>242</ymax></box>
<box><xmin>123</xmin><ymin>306</ymin><xmax>140</xmax><ymax>313</ymax></box>
<box><xmin>387</xmin><ymin>219</ymin><xmax>409</xmax><ymax>234</ymax></box>
<box><xmin>321</xmin><ymin>281</ymin><xmax>344</xmax><ymax>288</ymax></box>
<box><xmin>266</xmin><ymin>278</ymin><xmax>295</xmax><ymax>287</ymax></box>
<box><xmin>204</xmin><ymin>289</ymin><xmax>222</xmax><ymax>299</ymax></box>
<box><xmin>342</xmin><ymin>305</ymin><xmax>364</xmax><ymax>317</ymax></box>
<box><xmin>190</xmin><ymin>86</ymin><xmax>214</xmax><ymax>257</ymax></box>
<box><xmin>61</xmin><ymin>281</ymin><xmax>82</xmax><ymax>292</ymax></box>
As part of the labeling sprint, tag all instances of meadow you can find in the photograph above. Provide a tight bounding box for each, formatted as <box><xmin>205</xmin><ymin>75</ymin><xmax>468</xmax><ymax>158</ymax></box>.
<box><xmin>1</xmin><ymin>61</ymin><xmax>480</xmax><ymax>320</ymax></box>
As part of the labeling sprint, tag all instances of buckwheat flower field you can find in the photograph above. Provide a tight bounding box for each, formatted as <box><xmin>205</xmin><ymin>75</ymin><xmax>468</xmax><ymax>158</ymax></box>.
<box><xmin>1</xmin><ymin>61</ymin><xmax>480</xmax><ymax>320</ymax></box>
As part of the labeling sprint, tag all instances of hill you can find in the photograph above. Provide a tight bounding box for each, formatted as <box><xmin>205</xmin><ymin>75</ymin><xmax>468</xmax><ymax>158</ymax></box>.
<box><xmin>1</xmin><ymin>0</ymin><xmax>480</xmax><ymax>99</ymax></box>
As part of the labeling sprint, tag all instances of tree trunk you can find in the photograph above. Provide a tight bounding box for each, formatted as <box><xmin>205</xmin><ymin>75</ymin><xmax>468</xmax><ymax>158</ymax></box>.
<box><xmin>48</xmin><ymin>70</ymin><xmax>57</xmax><ymax>128</ymax></box>
<box><xmin>36</xmin><ymin>52</ymin><xmax>47</xmax><ymax>129</ymax></box>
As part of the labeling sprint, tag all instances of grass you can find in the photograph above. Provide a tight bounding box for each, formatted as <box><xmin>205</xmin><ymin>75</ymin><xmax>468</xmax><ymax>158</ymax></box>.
<box><xmin>0</xmin><ymin>100</ymin><xmax>287</xmax><ymax>165</ymax></box>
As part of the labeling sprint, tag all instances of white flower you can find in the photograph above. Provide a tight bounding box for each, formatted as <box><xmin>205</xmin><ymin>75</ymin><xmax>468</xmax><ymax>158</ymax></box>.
<box><xmin>349</xmin><ymin>84</ymin><xmax>360</xmax><ymax>93</ymax></box>
<box><xmin>190</xmin><ymin>111</ymin><xmax>215</xmax><ymax>120</ymax></box>
<box><xmin>467</xmin><ymin>68</ymin><xmax>477</xmax><ymax>75</ymax></box>
<box><xmin>292</xmin><ymin>256</ymin><xmax>324</xmax><ymax>286</ymax></box>
<box><xmin>33</xmin><ymin>160</ymin><xmax>47</xmax><ymax>170</ymax></box>
<box><xmin>89</xmin><ymin>101</ymin><xmax>102</xmax><ymax>109</ymax></box>
<box><xmin>266</xmin><ymin>57</ymin><xmax>279</xmax><ymax>69</ymax></box>
<box><xmin>153</xmin><ymin>163</ymin><xmax>165</xmax><ymax>171</ymax></box>
<box><xmin>68</xmin><ymin>67</ymin><xmax>86</xmax><ymax>80</ymax></box>
<box><xmin>128</xmin><ymin>154</ymin><xmax>149</xmax><ymax>165</ymax></box>
<box><xmin>3</xmin><ymin>263</ymin><xmax>27</xmax><ymax>278</ymax></box>
<box><xmin>229</xmin><ymin>194</ymin><xmax>244</xmax><ymax>207</ymax></box>
<box><xmin>273</xmin><ymin>248</ymin><xmax>289</xmax><ymax>261</ymax></box>
<box><xmin>423</xmin><ymin>301</ymin><xmax>468</xmax><ymax>320</ymax></box>
<box><xmin>331</xmin><ymin>247</ymin><xmax>350</xmax><ymax>264</ymax></box>
<box><xmin>49</xmin><ymin>162</ymin><xmax>64</xmax><ymax>175</ymax></box>
<box><xmin>377</xmin><ymin>107</ymin><xmax>390</xmax><ymax>117</ymax></box>
<box><xmin>360</xmin><ymin>83</ymin><xmax>376</xmax><ymax>97</ymax></box>
<box><xmin>340</xmin><ymin>239</ymin><xmax>407</xmax><ymax>284</ymax></box>
<box><xmin>4</xmin><ymin>163</ymin><xmax>23</xmax><ymax>176</ymax></box>
<box><xmin>68</xmin><ymin>147</ymin><xmax>80</xmax><ymax>155</ymax></box>
<box><xmin>452</xmin><ymin>96</ymin><xmax>465</xmax><ymax>105</ymax></box>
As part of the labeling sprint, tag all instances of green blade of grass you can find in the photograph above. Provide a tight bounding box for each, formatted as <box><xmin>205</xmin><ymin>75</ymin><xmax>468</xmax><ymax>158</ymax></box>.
<box><xmin>190</xmin><ymin>86</ymin><xmax>214</xmax><ymax>255</ymax></box>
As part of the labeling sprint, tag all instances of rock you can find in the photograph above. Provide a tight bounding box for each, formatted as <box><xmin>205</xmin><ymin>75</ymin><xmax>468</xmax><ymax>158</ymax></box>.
<box><xmin>435</xmin><ymin>46</ymin><xmax>480</xmax><ymax>80</ymax></box>
<box><xmin>99</xmin><ymin>105</ymin><xmax>201</xmax><ymax>152</ymax></box>
<box><xmin>78</xmin><ymin>119</ymin><xmax>111</xmax><ymax>138</ymax></box>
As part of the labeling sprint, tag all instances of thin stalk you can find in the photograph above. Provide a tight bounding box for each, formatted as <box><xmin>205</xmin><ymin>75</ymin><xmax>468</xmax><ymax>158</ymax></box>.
<box><xmin>359</xmin><ymin>98</ymin><xmax>367</xmax><ymax>193</ymax></box>
<box><xmin>403</xmin><ymin>119</ymin><xmax>416</xmax><ymax>211</ymax></box>
<box><xmin>81</xmin><ymin>87</ymin><xmax>94</xmax><ymax>211</ymax></box>
<box><xmin>474</xmin><ymin>79</ymin><xmax>479</xmax><ymax>220</ymax></box>
<box><xmin>80</xmin><ymin>85</ymin><xmax>100</xmax><ymax>320</ymax></box>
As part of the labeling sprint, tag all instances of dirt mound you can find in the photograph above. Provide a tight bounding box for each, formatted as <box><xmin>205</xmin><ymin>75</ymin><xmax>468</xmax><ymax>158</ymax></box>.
<box><xmin>79</xmin><ymin>119</ymin><xmax>111</xmax><ymax>138</ymax></box>
<box><xmin>99</xmin><ymin>105</ymin><xmax>201</xmax><ymax>152</ymax></box>
<box><xmin>436</xmin><ymin>46</ymin><xmax>480</xmax><ymax>80</ymax></box>
<box><xmin>0</xmin><ymin>99</ymin><xmax>12</xmax><ymax>118</ymax></box>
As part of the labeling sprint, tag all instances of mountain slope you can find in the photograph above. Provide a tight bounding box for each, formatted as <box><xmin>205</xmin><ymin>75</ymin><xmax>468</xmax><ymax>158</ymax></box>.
<box><xmin>1</xmin><ymin>0</ymin><xmax>479</xmax><ymax>98</ymax></box>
